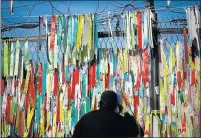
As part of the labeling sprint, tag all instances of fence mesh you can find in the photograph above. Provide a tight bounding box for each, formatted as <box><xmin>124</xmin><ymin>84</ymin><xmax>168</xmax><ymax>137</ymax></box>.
<box><xmin>1</xmin><ymin>11</ymin><xmax>188</xmax><ymax>66</ymax></box>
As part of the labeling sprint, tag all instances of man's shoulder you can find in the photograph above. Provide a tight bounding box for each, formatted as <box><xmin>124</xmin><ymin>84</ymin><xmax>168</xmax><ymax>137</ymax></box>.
<box><xmin>81</xmin><ymin>110</ymin><xmax>99</xmax><ymax>118</ymax></box>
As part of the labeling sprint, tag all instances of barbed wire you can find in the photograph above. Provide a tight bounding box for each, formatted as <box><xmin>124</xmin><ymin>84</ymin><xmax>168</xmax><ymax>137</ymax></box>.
<box><xmin>1</xmin><ymin>1</ymin><xmax>47</xmax><ymax>10</ymax></box>
<box><xmin>95</xmin><ymin>0</ymin><xmax>100</xmax><ymax>14</ymax></box>
<box><xmin>48</xmin><ymin>0</ymin><xmax>64</xmax><ymax>15</ymax></box>
<box><xmin>1</xmin><ymin>0</ymin><xmax>199</xmax><ymax>28</ymax></box>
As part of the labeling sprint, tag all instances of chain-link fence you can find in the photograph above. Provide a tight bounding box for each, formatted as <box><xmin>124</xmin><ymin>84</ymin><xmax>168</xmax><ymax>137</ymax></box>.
<box><xmin>1</xmin><ymin>11</ymin><xmax>188</xmax><ymax>66</ymax></box>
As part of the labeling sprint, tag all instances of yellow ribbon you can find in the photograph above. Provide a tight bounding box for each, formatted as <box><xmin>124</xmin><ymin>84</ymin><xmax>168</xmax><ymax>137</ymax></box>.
<box><xmin>76</xmin><ymin>14</ymin><xmax>85</xmax><ymax>52</ymax></box>
<box><xmin>40</xmin><ymin>107</ymin><xmax>45</xmax><ymax>137</ymax></box>
<box><xmin>24</xmin><ymin>105</ymin><xmax>34</xmax><ymax>137</ymax></box>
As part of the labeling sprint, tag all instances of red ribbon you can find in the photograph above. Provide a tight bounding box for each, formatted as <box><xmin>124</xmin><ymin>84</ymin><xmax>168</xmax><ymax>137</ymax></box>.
<box><xmin>105</xmin><ymin>63</ymin><xmax>110</xmax><ymax>89</ymax></box>
<box><xmin>137</xmin><ymin>11</ymin><xmax>142</xmax><ymax>49</ymax></box>
<box><xmin>14</xmin><ymin>80</ymin><xmax>18</xmax><ymax>87</ymax></box>
<box><xmin>135</xmin><ymin>73</ymin><xmax>141</xmax><ymax>90</ymax></box>
<box><xmin>75</xmin><ymin>67</ymin><xmax>79</xmax><ymax>84</ymax></box>
<box><xmin>25</xmin><ymin>93</ymin><xmax>29</xmax><ymax>111</ymax></box>
<box><xmin>182</xmin><ymin>113</ymin><xmax>186</xmax><ymax>133</ymax></box>
<box><xmin>18</xmin><ymin>110</ymin><xmax>25</xmax><ymax>136</ymax></box>
<box><xmin>143</xmin><ymin>47</ymin><xmax>149</xmax><ymax>86</ymax></box>
<box><xmin>191</xmin><ymin>70</ymin><xmax>196</xmax><ymax>84</ymax></box>
<box><xmin>50</xmin><ymin>16</ymin><xmax>56</xmax><ymax>51</ymax></box>
<box><xmin>1</xmin><ymin>79</ymin><xmax>4</xmax><ymax>95</ymax></box>
<box><xmin>72</xmin><ymin>69</ymin><xmax>76</xmax><ymax>100</ymax></box>
<box><xmin>20</xmin><ymin>79</ymin><xmax>25</xmax><ymax>91</ymax></box>
<box><xmin>28</xmin><ymin>61</ymin><xmax>35</xmax><ymax>108</ymax></box>
<box><xmin>134</xmin><ymin>96</ymin><xmax>139</xmax><ymax>116</ymax></box>
<box><xmin>177</xmin><ymin>72</ymin><xmax>182</xmax><ymax>89</ymax></box>
<box><xmin>53</xmin><ymin>69</ymin><xmax>59</xmax><ymax>96</ymax></box>
<box><xmin>88</xmin><ymin>65</ymin><xmax>93</xmax><ymax>91</ymax></box>
<box><xmin>13</xmin><ymin>115</ymin><xmax>16</xmax><ymax>126</ymax></box>
<box><xmin>183</xmin><ymin>27</ymin><xmax>188</xmax><ymax>63</ymax></box>
<box><xmin>6</xmin><ymin>95</ymin><xmax>11</xmax><ymax>123</ymax></box>
<box><xmin>171</xmin><ymin>92</ymin><xmax>175</xmax><ymax>105</ymax></box>
<box><xmin>92</xmin><ymin>63</ymin><xmax>96</xmax><ymax>87</ymax></box>
<box><xmin>56</xmin><ymin>94</ymin><xmax>60</xmax><ymax>124</ymax></box>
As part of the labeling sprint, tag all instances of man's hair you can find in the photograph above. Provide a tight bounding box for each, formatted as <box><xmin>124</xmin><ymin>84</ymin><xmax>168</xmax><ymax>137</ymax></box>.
<box><xmin>99</xmin><ymin>90</ymin><xmax>118</xmax><ymax>111</ymax></box>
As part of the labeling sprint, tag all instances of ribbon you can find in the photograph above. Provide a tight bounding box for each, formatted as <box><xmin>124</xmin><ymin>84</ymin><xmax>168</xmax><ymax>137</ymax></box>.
<box><xmin>57</xmin><ymin>16</ymin><xmax>63</xmax><ymax>47</ymax></box>
<box><xmin>10</xmin><ymin>0</ymin><xmax>13</xmax><ymax>14</ymax></box>
<box><xmin>38</xmin><ymin>63</ymin><xmax>43</xmax><ymax>94</ymax></box>
<box><xmin>126</xmin><ymin>11</ymin><xmax>131</xmax><ymax>49</ymax></box>
<box><xmin>53</xmin><ymin>69</ymin><xmax>59</xmax><ymax>96</ymax></box>
<box><xmin>183</xmin><ymin>27</ymin><xmax>188</xmax><ymax>64</ymax></box>
<box><xmin>76</xmin><ymin>14</ymin><xmax>84</xmax><ymax>51</ymax></box>
<box><xmin>54</xmin><ymin>34</ymin><xmax>58</xmax><ymax>69</ymax></box>
<box><xmin>185</xmin><ymin>6</ymin><xmax>200</xmax><ymax>50</ymax></box>
<box><xmin>42</xmin><ymin>63</ymin><xmax>47</xmax><ymax>102</ymax></box>
<box><xmin>73</xmin><ymin>15</ymin><xmax>78</xmax><ymax>47</ymax></box>
<box><xmin>131</xmin><ymin>12</ymin><xmax>137</xmax><ymax>50</ymax></box>
<box><xmin>137</xmin><ymin>11</ymin><xmax>142</xmax><ymax>50</ymax></box>
<box><xmin>143</xmin><ymin>9</ymin><xmax>153</xmax><ymax>48</ymax></box>
<box><xmin>142</xmin><ymin>46</ymin><xmax>149</xmax><ymax>86</ymax></box>
<box><xmin>4</xmin><ymin>41</ymin><xmax>9</xmax><ymax>77</ymax></box>
<box><xmin>28</xmin><ymin>60</ymin><xmax>35</xmax><ymax>108</ymax></box>
<box><xmin>14</xmin><ymin>40</ymin><xmax>20</xmax><ymax>77</ymax></box>
<box><xmin>82</xmin><ymin>15</ymin><xmax>89</xmax><ymax>48</ymax></box>
<box><xmin>10</xmin><ymin>41</ymin><xmax>14</xmax><ymax>76</ymax></box>
<box><xmin>38</xmin><ymin>16</ymin><xmax>43</xmax><ymax>51</ymax></box>
<box><xmin>63</xmin><ymin>16</ymin><xmax>67</xmax><ymax>53</ymax></box>
<box><xmin>50</xmin><ymin>16</ymin><xmax>56</xmax><ymax>51</ymax></box>
<box><xmin>87</xmin><ymin>14</ymin><xmax>92</xmax><ymax>49</ymax></box>
<box><xmin>18</xmin><ymin>110</ymin><xmax>25</xmax><ymax>136</ymax></box>
<box><xmin>67</xmin><ymin>16</ymin><xmax>73</xmax><ymax>49</ymax></box>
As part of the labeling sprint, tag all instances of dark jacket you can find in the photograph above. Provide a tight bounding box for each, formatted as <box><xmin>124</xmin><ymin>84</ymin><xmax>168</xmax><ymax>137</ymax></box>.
<box><xmin>72</xmin><ymin>108</ymin><xmax>144</xmax><ymax>137</ymax></box>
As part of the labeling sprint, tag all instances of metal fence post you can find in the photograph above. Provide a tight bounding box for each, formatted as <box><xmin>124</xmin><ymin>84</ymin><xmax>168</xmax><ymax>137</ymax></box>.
<box><xmin>145</xmin><ymin>0</ymin><xmax>160</xmax><ymax>137</ymax></box>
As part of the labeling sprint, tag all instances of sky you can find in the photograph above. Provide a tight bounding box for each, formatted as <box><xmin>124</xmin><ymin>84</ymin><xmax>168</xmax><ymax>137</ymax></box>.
<box><xmin>1</xmin><ymin>0</ymin><xmax>200</xmax><ymax>23</ymax></box>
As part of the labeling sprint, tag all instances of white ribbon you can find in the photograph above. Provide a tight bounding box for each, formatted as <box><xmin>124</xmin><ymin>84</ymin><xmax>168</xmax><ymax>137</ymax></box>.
<box><xmin>185</xmin><ymin>6</ymin><xmax>200</xmax><ymax>50</ymax></box>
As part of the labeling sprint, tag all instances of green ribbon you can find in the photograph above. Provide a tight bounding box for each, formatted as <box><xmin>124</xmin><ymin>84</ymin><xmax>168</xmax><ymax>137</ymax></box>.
<box><xmin>3</xmin><ymin>41</ymin><xmax>9</xmax><ymax>77</ymax></box>
<box><xmin>179</xmin><ymin>91</ymin><xmax>184</xmax><ymax>103</ymax></box>
<box><xmin>57</xmin><ymin>15</ymin><xmax>63</xmax><ymax>47</ymax></box>
<box><xmin>67</xmin><ymin>16</ymin><xmax>72</xmax><ymax>49</ymax></box>
<box><xmin>10</xmin><ymin>42</ymin><xmax>14</xmax><ymax>77</ymax></box>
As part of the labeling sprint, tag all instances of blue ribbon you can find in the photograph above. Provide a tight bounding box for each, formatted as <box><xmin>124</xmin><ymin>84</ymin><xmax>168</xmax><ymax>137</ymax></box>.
<box><xmin>82</xmin><ymin>74</ymin><xmax>87</xmax><ymax>99</ymax></box>
<box><xmin>71</xmin><ymin>100</ymin><xmax>78</xmax><ymax>128</ymax></box>
<box><xmin>139</xmin><ymin>80</ymin><xmax>144</xmax><ymax>98</ymax></box>
<box><xmin>72</xmin><ymin>15</ymin><xmax>78</xmax><ymax>47</ymax></box>
<box><xmin>65</xmin><ymin>65</ymin><xmax>70</xmax><ymax>82</ymax></box>
<box><xmin>57</xmin><ymin>16</ymin><xmax>63</xmax><ymax>47</ymax></box>
<box><xmin>67</xmin><ymin>16</ymin><xmax>72</xmax><ymax>49</ymax></box>
<box><xmin>36</xmin><ymin>95</ymin><xmax>41</xmax><ymax>123</ymax></box>
<box><xmin>86</xmin><ymin>97</ymin><xmax>91</xmax><ymax>113</ymax></box>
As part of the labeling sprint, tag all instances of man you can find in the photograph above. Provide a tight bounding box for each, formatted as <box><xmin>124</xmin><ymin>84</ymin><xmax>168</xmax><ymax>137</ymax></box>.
<box><xmin>72</xmin><ymin>90</ymin><xmax>144</xmax><ymax>137</ymax></box>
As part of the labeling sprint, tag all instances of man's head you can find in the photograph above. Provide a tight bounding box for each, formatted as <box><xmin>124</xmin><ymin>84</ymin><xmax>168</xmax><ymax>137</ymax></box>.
<box><xmin>99</xmin><ymin>90</ymin><xmax>119</xmax><ymax>111</ymax></box>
